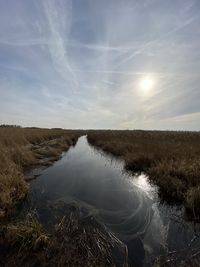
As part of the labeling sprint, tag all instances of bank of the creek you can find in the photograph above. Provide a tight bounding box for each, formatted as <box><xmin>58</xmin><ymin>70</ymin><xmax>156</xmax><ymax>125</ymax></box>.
<box><xmin>8</xmin><ymin>136</ymin><xmax>200</xmax><ymax>266</ymax></box>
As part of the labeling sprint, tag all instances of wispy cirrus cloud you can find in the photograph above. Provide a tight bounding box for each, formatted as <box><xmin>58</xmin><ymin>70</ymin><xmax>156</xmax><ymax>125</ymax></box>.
<box><xmin>0</xmin><ymin>0</ymin><xmax>200</xmax><ymax>130</ymax></box>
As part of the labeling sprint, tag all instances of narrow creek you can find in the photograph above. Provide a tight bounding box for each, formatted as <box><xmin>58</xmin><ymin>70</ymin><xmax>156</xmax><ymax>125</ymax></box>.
<box><xmin>24</xmin><ymin>136</ymin><xmax>200</xmax><ymax>266</ymax></box>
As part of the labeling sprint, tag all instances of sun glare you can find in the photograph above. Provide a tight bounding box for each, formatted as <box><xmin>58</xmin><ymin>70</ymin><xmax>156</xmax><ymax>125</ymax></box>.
<box><xmin>140</xmin><ymin>77</ymin><xmax>154</xmax><ymax>92</ymax></box>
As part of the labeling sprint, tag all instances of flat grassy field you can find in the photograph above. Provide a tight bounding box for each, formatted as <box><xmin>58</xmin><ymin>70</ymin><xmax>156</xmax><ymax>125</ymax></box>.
<box><xmin>87</xmin><ymin>130</ymin><xmax>200</xmax><ymax>220</ymax></box>
<box><xmin>0</xmin><ymin>127</ymin><xmax>80</xmax><ymax>218</ymax></box>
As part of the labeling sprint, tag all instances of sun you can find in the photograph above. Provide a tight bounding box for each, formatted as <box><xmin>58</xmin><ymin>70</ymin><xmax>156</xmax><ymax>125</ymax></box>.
<box><xmin>140</xmin><ymin>77</ymin><xmax>154</xmax><ymax>92</ymax></box>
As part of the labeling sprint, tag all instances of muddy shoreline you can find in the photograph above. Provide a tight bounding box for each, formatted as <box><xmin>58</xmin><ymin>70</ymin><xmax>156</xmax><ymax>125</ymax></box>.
<box><xmin>24</xmin><ymin>137</ymin><xmax>78</xmax><ymax>181</ymax></box>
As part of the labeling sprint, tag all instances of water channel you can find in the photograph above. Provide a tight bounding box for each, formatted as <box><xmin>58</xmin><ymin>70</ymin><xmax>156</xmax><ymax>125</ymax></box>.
<box><xmin>25</xmin><ymin>136</ymin><xmax>200</xmax><ymax>266</ymax></box>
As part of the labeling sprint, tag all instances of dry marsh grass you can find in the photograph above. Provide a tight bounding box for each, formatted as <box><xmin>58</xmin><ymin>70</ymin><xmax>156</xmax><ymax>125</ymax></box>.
<box><xmin>0</xmin><ymin>206</ymin><xmax>128</xmax><ymax>267</ymax></box>
<box><xmin>0</xmin><ymin>127</ymin><xmax>80</xmax><ymax>218</ymax></box>
<box><xmin>0</xmin><ymin>212</ymin><xmax>49</xmax><ymax>251</ymax></box>
<box><xmin>87</xmin><ymin>130</ymin><xmax>200</xmax><ymax>220</ymax></box>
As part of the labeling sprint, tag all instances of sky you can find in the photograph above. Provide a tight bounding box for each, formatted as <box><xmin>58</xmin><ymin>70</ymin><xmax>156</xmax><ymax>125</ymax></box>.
<box><xmin>0</xmin><ymin>0</ymin><xmax>200</xmax><ymax>130</ymax></box>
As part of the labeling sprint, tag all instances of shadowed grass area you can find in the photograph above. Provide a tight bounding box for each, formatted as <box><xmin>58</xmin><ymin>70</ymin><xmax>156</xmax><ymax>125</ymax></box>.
<box><xmin>0</xmin><ymin>127</ymin><xmax>81</xmax><ymax>218</ymax></box>
<box><xmin>0</xmin><ymin>213</ymin><xmax>49</xmax><ymax>252</ymax></box>
<box><xmin>87</xmin><ymin>130</ymin><xmax>200</xmax><ymax>220</ymax></box>
<box><xmin>0</xmin><ymin>206</ymin><xmax>128</xmax><ymax>267</ymax></box>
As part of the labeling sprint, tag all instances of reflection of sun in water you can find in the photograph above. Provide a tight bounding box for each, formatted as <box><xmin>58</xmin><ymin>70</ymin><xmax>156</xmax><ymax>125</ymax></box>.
<box><xmin>131</xmin><ymin>174</ymin><xmax>156</xmax><ymax>199</ymax></box>
<box><xmin>140</xmin><ymin>77</ymin><xmax>154</xmax><ymax>92</ymax></box>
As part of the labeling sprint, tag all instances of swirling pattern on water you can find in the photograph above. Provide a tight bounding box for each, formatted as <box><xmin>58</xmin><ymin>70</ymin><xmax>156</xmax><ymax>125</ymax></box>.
<box><xmin>27</xmin><ymin>136</ymin><xmax>168</xmax><ymax>264</ymax></box>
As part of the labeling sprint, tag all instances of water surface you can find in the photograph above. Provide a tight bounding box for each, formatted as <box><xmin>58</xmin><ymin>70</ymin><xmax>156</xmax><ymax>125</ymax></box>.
<box><xmin>27</xmin><ymin>136</ymin><xmax>200</xmax><ymax>266</ymax></box>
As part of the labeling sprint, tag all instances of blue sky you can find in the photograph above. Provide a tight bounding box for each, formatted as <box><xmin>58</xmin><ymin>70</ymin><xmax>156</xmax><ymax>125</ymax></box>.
<box><xmin>0</xmin><ymin>0</ymin><xmax>200</xmax><ymax>130</ymax></box>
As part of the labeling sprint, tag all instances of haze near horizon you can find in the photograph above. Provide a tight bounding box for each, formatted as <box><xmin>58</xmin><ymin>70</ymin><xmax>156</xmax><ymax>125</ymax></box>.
<box><xmin>0</xmin><ymin>0</ymin><xmax>200</xmax><ymax>130</ymax></box>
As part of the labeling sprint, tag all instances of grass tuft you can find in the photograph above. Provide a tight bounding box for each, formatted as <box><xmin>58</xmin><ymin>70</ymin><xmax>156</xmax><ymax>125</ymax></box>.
<box><xmin>185</xmin><ymin>187</ymin><xmax>200</xmax><ymax>219</ymax></box>
<box><xmin>0</xmin><ymin>213</ymin><xmax>49</xmax><ymax>251</ymax></box>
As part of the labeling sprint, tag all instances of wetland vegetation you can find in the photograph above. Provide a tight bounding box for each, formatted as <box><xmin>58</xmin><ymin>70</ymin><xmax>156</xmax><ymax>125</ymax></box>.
<box><xmin>1</xmin><ymin>128</ymin><xmax>200</xmax><ymax>266</ymax></box>
<box><xmin>87</xmin><ymin>130</ymin><xmax>200</xmax><ymax>220</ymax></box>
<box><xmin>0</xmin><ymin>127</ymin><xmax>80</xmax><ymax>219</ymax></box>
<box><xmin>0</xmin><ymin>205</ymin><xmax>128</xmax><ymax>267</ymax></box>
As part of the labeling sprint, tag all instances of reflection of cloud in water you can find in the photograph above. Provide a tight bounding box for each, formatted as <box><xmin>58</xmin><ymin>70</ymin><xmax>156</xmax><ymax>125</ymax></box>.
<box><xmin>29</xmin><ymin>136</ymin><xmax>167</xmax><ymax>262</ymax></box>
<box><xmin>95</xmin><ymin>174</ymin><xmax>167</xmax><ymax>254</ymax></box>
<box><xmin>98</xmin><ymin>184</ymin><xmax>153</xmax><ymax>241</ymax></box>
<box><xmin>143</xmin><ymin>203</ymin><xmax>169</xmax><ymax>257</ymax></box>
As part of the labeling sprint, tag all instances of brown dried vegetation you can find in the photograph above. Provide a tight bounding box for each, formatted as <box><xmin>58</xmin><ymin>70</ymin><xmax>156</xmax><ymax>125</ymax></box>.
<box><xmin>87</xmin><ymin>130</ymin><xmax>200</xmax><ymax>220</ymax></box>
<box><xmin>0</xmin><ymin>127</ymin><xmax>80</xmax><ymax>218</ymax></box>
<box><xmin>0</xmin><ymin>206</ymin><xmax>128</xmax><ymax>267</ymax></box>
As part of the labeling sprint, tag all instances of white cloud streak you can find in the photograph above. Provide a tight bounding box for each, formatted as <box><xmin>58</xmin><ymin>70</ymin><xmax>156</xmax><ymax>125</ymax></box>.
<box><xmin>0</xmin><ymin>0</ymin><xmax>200</xmax><ymax>130</ymax></box>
